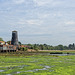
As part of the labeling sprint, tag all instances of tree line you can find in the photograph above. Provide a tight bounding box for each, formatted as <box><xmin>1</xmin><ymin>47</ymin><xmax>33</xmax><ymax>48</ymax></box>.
<box><xmin>26</xmin><ymin>43</ymin><xmax>75</xmax><ymax>50</ymax></box>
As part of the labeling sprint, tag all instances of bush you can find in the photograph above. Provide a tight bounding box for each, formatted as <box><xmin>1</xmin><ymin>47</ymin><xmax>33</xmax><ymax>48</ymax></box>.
<box><xmin>21</xmin><ymin>47</ymin><xmax>28</xmax><ymax>51</ymax></box>
<box><xmin>34</xmin><ymin>48</ymin><xmax>39</xmax><ymax>51</ymax></box>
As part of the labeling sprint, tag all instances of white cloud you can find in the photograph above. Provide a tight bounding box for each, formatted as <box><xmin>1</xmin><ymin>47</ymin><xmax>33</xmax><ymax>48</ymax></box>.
<box><xmin>33</xmin><ymin>0</ymin><xmax>52</xmax><ymax>6</ymax></box>
<box><xmin>52</xmin><ymin>1</ymin><xmax>62</xmax><ymax>6</ymax></box>
<box><xmin>53</xmin><ymin>12</ymin><xmax>62</xmax><ymax>17</ymax></box>
<box><xmin>38</xmin><ymin>13</ymin><xmax>50</xmax><ymax>19</ymax></box>
<box><xmin>26</xmin><ymin>20</ymin><xmax>43</xmax><ymax>25</ymax></box>
<box><xmin>17</xmin><ymin>19</ymin><xmax>26</xmax><ymax>25</ymax></box>
<box><xmin>37</xmin><ymin>12</ymin><xmax>63</xmax><ymax>20</ymax></box>
<box><xmin>65</xmin><ymin>21</ymin><xmax>75</xmax><ymax>25</ymax></box>
<box><xmin>17</xmin><ymin>19</ymin><xmax>43</xmax><ymax>26</ymax></box>
<box><xmin>13</xmin><ymin>0</ymin><xmax>25</xmax><ymax>4</ymax></box>
<box><xmin>33</xmin><ymin>0</ymin><xmax>62</xmax><ymax>7</ymax></box>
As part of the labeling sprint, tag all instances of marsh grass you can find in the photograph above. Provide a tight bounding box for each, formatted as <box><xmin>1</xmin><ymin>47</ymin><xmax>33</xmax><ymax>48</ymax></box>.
<box><xmin>0</xmin><ymin>54</ymin><xmax>75</xmax><ymax>75</ymax></box>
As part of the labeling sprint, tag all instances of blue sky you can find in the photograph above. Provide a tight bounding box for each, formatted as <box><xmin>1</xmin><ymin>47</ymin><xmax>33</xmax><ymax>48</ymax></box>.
<box><xmin>0</xmin><ymin>0</ymin><xmax>75</xmax><ymax>45</ymax></box>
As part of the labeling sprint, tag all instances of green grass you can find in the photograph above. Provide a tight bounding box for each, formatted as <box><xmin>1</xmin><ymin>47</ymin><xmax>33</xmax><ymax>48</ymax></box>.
<box><xmin>0</xmin><ymin>55</ymin><xmax>75</xmax><ymax>75</ymax></box>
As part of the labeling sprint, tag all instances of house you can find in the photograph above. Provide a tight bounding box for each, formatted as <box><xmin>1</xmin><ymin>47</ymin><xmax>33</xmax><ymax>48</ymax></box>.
<box><xmin>0</xmin><ymin>45</ymin><xmax>17</xmax><ymax>52</ymax></box>
<box><xmin>0</xmin><ymin>41</ymin><xmax>8</xmax><ymax>45</ymax></box>
<box><xmin>0</xmin><ymin>41</ymin><xmax>5</xmax><ymax>45</ymax></box>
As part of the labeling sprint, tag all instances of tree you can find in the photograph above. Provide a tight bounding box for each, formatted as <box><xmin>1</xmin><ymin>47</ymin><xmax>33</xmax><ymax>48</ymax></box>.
<box><xmin>7</xmin><ymin>41</ymin><xmax>11</xmax><ymax>44</ymax></box>
<box><xmin>27</xmin><ymin>44</ymin><xmax>34</xmax><ymax>49</ymax></box>
<box><xmin>39</xmin><ymin>44</ymin><xmax>44</xmax><ymax>50</ymax></box>
<box><xmin>18</xmin><ymin>41</ymin><xmax>21</xmax><ymax>45</ymax></box>
<box><xmin>64</xmin><ymin>46</ymin><xmax>68</xmax><ymax>50</ymax></box>
<box><xmin>21</xmin><ymin>47</ymin><xmax>28</xmax><ymax>51</ymax></box>
<box><xmin>58</xmin><ymin>45</ymin><xmax>64</xmax><ymax>50</ymax></box>
<box><xmin>0</xmin><ymin>38</ymin><xmax>4</xmax><ymax>41</ymax></box>
<box><xmin>68</xmin><ymin>44</ymin><xmax>73</xmax><ymax>50</ymax></box>
<box><xmin>72</xmin><ymin>43</ymin><xmax>75</xmax><ymax>50</ymax></box>
<box><xmin>68</xmin><ymin>43</ymin><xmax>75</xmax><ymax>50</ymax></box>
<box><xmin>34</xmin><ymin>48</ymin><xmax>39</xmax><ymax>51</ymax></box>
<box><xmin>54</xmin><ymin>46</ymin><xmax>59</xmax><ymax>50</ymax></box>
<box><xmin>33</xmin><ymin>44</ymin><xmax>39</xmax><ymax>50</ymax></box>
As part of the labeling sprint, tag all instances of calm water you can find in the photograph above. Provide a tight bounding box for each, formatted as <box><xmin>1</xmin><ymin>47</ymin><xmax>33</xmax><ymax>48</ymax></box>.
<box><xmin>28</xmin><ymin>53</ymin><xmax>75</xmax><ymax>56</ymax></box>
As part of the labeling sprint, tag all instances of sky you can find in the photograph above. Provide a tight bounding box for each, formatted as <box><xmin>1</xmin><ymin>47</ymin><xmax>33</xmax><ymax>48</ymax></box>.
<box><xmin>0</xmin><ymin>0</ymin><xmax>75</xmax><ymax>46</ymax></box>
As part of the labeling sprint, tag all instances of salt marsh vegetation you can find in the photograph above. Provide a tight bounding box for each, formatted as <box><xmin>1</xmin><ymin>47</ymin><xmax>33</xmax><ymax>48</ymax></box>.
<box><xmin>0</xmin><ymin>55</ymin><xmax>75</xmax><ymax>75</ymax></box>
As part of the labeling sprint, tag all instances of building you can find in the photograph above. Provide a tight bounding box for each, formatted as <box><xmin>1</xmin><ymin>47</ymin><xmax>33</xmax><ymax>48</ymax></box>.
<box><xmin>11</xmin><ymin>31</ymin><xmax>18</xmax><ymax>45</ymax></box>
<box><xmin>0</xmin><ymin>31</ymin><xmax>18</xmax><ymax>52</ymax></box>
<box><xmin>0</xmin><ymin>41</ymin><xmax>5</xmax><ymax>45</ymax></box>
<box><xmin>0</xmin><ymin>41</ymin><xmax>8</xmax><ymax>45</ymax></box>
<box><xmin>0</xmin><ymin>45</ymin><xmax>16</xmax><ymax>52</ymax></box>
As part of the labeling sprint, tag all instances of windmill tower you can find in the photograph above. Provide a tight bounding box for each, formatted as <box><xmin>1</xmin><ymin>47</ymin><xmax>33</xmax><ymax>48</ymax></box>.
<box><xmin>11</xmin><ymin>31</ymin><xmax>18</xmax><ymax>45</ymax></box>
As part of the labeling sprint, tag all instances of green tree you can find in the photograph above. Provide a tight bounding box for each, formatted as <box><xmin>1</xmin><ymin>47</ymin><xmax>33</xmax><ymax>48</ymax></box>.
<box><xmin>18</xmin><ymin>41</ymin><xmax>21</xmax><ymax>45</ymax></box>
<box><xmin>21</xmin><ymin>47</ymin><xmax>28</xmax><ymax>51</ymax></box>
<box><xmin>0</xmin><ymin>38</ymin><xmax>4</xmax><ymax>41</ymax></box>
<box><xmin>7</xmin><ymin>41</ymin><xmax>11</xmax><ymax>44</ymax></box>
<box><xmin>54</xmin><ymin>46</ymin><xmax>59</xmax><ymax>50</ymax></box>
<box><xmin>34</xmin><ymin>48</ymin><xmax>39</xmax><ymax>51</ymax></box>
<box><xmin>33</xmin><ymin>44</ymin><xmax>39</xmax><ymax>50</ymax></box>
<box><xmin>68</xmin><ymin>43</ymin><xmax>75</xmax><ymax>50</ymax></box>
<box><xmin>68</xmin><ymin>44</ymin><xmax>73</xmax><ymax>50</ymax></box>
<box><xmin>58</xmin><ymin>45</ymin><xmax>64</xmax><ymax>50</ymax></box>
<box><xmin>64</xmin><ymin>46</ymin><xmax>68</xmax><ymax>50</ymax></box>
<box><xmin>39</xmin><ymin>44</ymin><xmax>44</xmax><ymax>50</ymax></box>
<box><xmin>27</xmin><ymin>44</ymin><xmax>34</xmax><ymax>49</ymax></box>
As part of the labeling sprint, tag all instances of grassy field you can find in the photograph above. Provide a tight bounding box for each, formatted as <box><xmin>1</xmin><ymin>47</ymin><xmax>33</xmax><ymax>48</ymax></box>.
<box><xmin>0</xmin><ymin>54</ymin><xmax>75</xmax><ymax>75</ymax></box>
<box><xmin>39</xmin><ymin>50</ymin><xmax>75</xmax><ymax>53</ymax></box>
<box><xmin>26</xmin><ymin>49</ymin><xmax>75</xmax><ymax>53</ymax></box>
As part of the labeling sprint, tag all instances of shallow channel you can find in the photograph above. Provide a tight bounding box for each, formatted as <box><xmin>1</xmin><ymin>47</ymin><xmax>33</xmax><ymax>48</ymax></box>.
<box><xmin>30</xmin><ymin>53</ymin><xmax>75</xmax><ymax>56</ymax></box>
